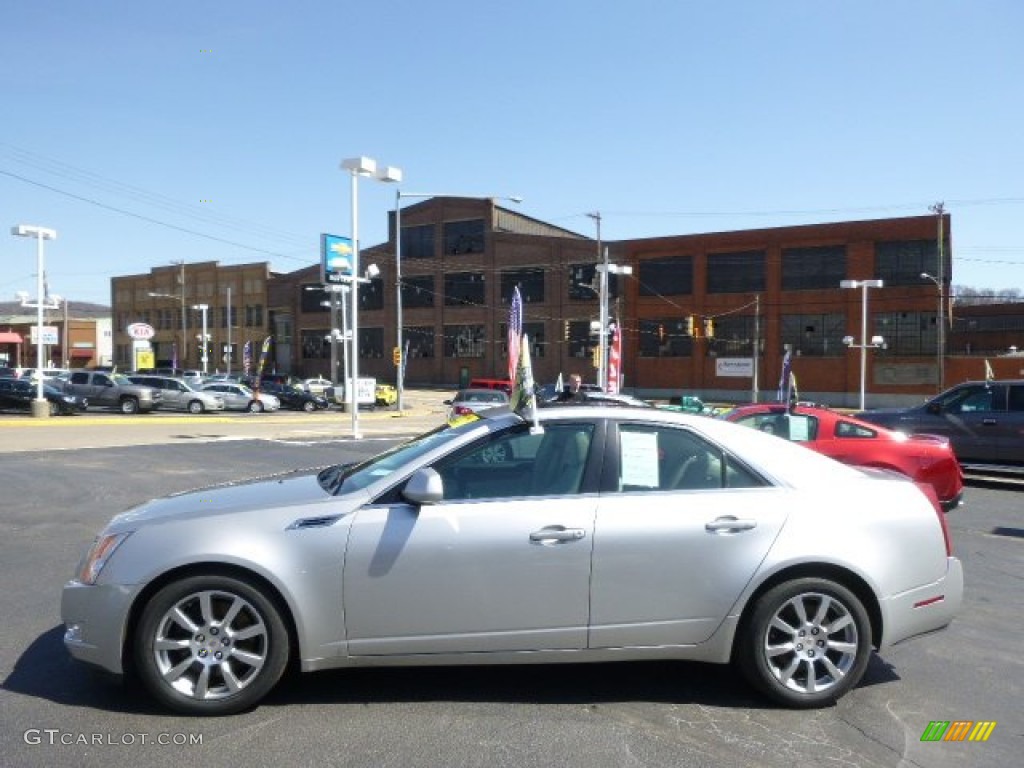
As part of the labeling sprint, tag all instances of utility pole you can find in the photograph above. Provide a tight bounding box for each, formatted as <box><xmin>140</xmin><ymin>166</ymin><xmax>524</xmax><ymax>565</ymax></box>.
<box><xmin>929</xmin><ymin>202</ymin><xmax>946</xmax><ymax>391</ymax></box>
<box><xmin>586</xmin><ymin>212</ymin><xmax>602</xmax><ymax>388</ymax></box>
<box><xmin>752</xmin><ymin>295</ymin><xmax>760</xmax><ymax>402</ymax></box>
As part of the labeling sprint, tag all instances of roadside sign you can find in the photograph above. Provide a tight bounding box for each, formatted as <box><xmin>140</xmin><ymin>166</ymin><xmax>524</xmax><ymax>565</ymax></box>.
<box><xmin>30</xmin><ymin>326</ymin><xmax>59</xmax><ymax>345</ymax></box>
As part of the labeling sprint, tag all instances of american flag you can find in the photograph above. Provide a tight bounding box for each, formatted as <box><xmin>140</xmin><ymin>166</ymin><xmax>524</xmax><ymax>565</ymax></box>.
<box><xmin>606</xmin><ymin>322</ymin><xmax>622</xmax><ymax>393</ymax></box>
<box><xmin>507</xmin><ymin>286</ymin><xmax>523</xmax><ymax>383</ymax></box>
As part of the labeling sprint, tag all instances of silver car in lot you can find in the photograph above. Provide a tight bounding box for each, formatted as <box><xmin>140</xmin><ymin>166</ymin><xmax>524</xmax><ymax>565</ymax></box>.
<box><xmin>62</xmin><ymin>404</ymin><xmax>962</xmax><ymax>715</ymax></box>
<box><xmin>200</xmin><ymin>382</ymin><xmax>280</xmax><ymax>413</ymax></box>
<box><xmin>128</xmin><ymin>375</ymin><xmax>226</xmax><ymax>414</ymax></box>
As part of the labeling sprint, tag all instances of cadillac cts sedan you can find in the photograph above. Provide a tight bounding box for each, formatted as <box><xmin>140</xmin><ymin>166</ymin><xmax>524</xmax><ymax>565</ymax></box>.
<box><xmin>722</xmin><ymin>403</ymin><xmax>964</xmax><ymax>510</ymax></box>
<box><xmin>62</xmin><ymin>404</ymin><xmax>962</xmax><ymax>716</ymax></box>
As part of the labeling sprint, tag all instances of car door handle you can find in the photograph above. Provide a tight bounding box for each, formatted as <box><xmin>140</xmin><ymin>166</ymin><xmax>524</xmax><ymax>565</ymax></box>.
<box><xmin>529</xmin><ymin>527</ymin><xmax>586</xmax><ymax>543</ymax></box>
<box><xmin>982</xmin><ymin>418</ymin><xmax>997</xmax><ymax>426</ymax></box>
<box><xmin>705</xmin><ymin>517</ymin><xmax>757</xmax><ymax>533</ymax></box>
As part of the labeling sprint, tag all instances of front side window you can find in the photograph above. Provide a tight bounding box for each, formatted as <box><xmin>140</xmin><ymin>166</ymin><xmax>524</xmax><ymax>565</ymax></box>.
<box><xmin>433</xmin><ymin>422</ymin><xmax>596</xmax><ymax>500</ymax></box>
<box><xmin>938</xmin><ymin>384</ymin><xmax>1005</xmax><ymax>414</ymax></box>
<box><xmin>615</xmin><ymin>423</ymin><xmax>764</xmax><ymax>491</ymax></box>
<box><xmin>835</xmin><ymin>420</ymin><xmax>876</xmax><ymax>438</ymax></box>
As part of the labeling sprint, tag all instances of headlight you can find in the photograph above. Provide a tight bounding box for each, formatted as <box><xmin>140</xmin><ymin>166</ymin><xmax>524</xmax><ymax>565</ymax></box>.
<box><xmin>77</xmin><ymin>532</ymin><xmax>131</xmax><ymax>584</ymax></box>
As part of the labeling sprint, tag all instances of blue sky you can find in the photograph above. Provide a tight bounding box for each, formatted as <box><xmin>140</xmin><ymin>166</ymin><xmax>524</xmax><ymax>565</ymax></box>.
<box><xmin>2</xmin><ymin>0</ymin><xmax>1021</xmax><ymax>305</ymax></box>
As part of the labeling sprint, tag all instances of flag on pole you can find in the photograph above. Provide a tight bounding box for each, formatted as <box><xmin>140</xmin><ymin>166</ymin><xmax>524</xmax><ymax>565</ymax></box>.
<box><xmin>555</xmin><ymin>372</ymin><xmax>564</xmax><ymax>396</ymax></box>
<box><xmin>778</xmin><ymin>349</ymin><xmax>793</xmax><ymax>403</ymax></box>
<box><xmin>171</xmin><ymin>342</ymin><xmax>178</xmax><ymax>372</ymax></box>
<box><xmin>243</xmin><ymin>340</ymin><xmax>253</xmax><ymax>376</ymax></box>
<box><xmin>511</xmin><ymin>333</ymin><xmax>535</xmax><ymax>411</ymax></box>
<box><xmin>606</xmin><ymin>322</ymin><xmax>622</xmax><ymax>394</ymax></box>
<box><xmin>256</xmin><ymin>336</ymin><xmax>272</xmax><ymax>378</ymax></box>
<box><xmin>985</xmin><ymin>359</ymin><xmax>994</xmax><ymax>383</ymax></box>
<box><xmin>507</xmin><ymin>286</ymin><xmax>523</xmax><ymax>384</ymax></box>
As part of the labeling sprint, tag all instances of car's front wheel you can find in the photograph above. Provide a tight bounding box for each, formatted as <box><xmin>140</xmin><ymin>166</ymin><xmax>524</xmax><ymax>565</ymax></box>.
<box><xmin>134</xmin><ymin>574</ymin><xmax>290</xmax><ymax>716</ymax></box>
<box><xmin>248</xmin><ymin>400</ymin><xmax>264</xmax><ymax>413</ymax></box>
<box><xmin>302</xmin><ymin>400</ymin><xmax>315</xmax><ymax>412</ymax></box>
<box><xmin>187</xmin><ymin>400</ymin><xmax>204</xmax><ymax>414</ymax></box>
<box><xmin>120</xmin><ymin>397</ymin><xmax>139</xmax><ymax>414</ymax></box>
<box><xmin>736</xmin><ymin>577</ymin><xmax>871</xmax><ymax>708</ymax></box>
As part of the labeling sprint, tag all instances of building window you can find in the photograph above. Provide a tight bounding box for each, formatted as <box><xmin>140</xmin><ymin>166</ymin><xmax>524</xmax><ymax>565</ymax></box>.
<box><xmin>707</xmin><ymin>250</ymin><xmax>765</xmax><ymax>294</ymax></box>
<box><xmin>401</xmin><ymin>224</ymin><xmax>435</xmax><ymax>260</ymax></box>
<box><xmin>501</xmin><ymin>321</ymin><xmax>546</xmax><ymax>359</ymax></box>
<box><xmin>500</xmin><ymin>268</ymin><xmax>545</xmax><ymax>304</ymax></box>
<box><xmin>402</xmin><ymin>276</ymin><xmax>435</xmax><ymax>309</ymax></box>
<box><xmin>444</xmin><ymin>324</ymin><xmax>485</xmax><ymax>358</ymax></box>
<box><xmin>568</xmin><ymin>264</ymin><xmax>620</xmax><ymax>301</ymax></box>
<box><xmin>638</xmin><ymin>318</ymin><xmax>693</xmax><ymax>357</ymax></box>
<box><xmin>780</xmin><ymin>313</ymin><xmax>845</xmax><ymax>356</ymax></box>
<box><xmin>405</xmin><ymin>326</ymin><xmax>435</xmax><ymax>359</ymax></box>
<box><xmin>443</xmin><ymin>219</ymin><xmax>485</xmax><ymax>255</ymax></box>
<box><xmin>359</xmin><ymin>278</ymin><xmax>384</xmax><ymax>311</ymax></box>
<box><xmin>301</xmin><ymin>284</ymin><xmax>331</xmax><ymax>313</ymax></box>
<box><xmin>444</xmin><ymin>272</ymin><xmax>486</xmax><ymax>307</ymax></box>
<box><xmin>708</xmin><ymin>315</ymin><xmax>756</xmax><ymax>357</ymax></box>
<box><xmin>360</xmin><ymin>327</ymin><xmax>384</xmax><ymax>359</ymax></box>
<box><xmin>782</xmin><ymin>245</ymin><xmax>847</xmax><ymax>290</ymax></box>
<box><xmin>875</xmin><ymin>239</ymin><xmax>939</xmax><ymax>286</ymax></box>
<box><xmin>300</xmin><ymin>329</ymin><xmax>330</xmax><ymax>360</ymax></box>
<box><xmin>875</xmin><ymin>311</ymin><xmax>935</xmax><ymax>356</ymax></box>
<box><xmin>245</xmin><ymin>304</ymin><xmax>264</xmax><ymax>327</ymax></box>
<box><xmin>637</xmin><ymin>256</ymin><xmax>693</xmax><ymax>296</ymax></box>
<box><xmin>565</xmin><ymin>320</ymin><xmax>595</xmax><ymax>361</ymax></box>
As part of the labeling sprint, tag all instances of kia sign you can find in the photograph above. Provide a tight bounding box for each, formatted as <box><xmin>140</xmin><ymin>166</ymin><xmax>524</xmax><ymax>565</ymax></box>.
<box><xmin>716</xmin><ymin>358</ymin><xmax>754</xmax><ymax>378</ymax></box>
<box><xmin>126</xmin><ymin>322</ymin><xmax>156</xmax><ymax>340</ymax></box>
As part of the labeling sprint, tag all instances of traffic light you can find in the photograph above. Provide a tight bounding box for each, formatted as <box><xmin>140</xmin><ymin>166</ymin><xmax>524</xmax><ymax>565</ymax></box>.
<box><xmin>563</xmin><ymin>320</ymin><xmax>570</xmax><ymax>340</ymax></box>
<box><xmin>591</xmin><ymin>345</ymin><xmax>601</xmax><ymax>369</ymax></box>
<box><xmin>684</xmin><ymin>315</ymin><xmax>695</xmax><ymax>336</ymax></box>
<box><xmin>392</xmin><ymin>347</ymin><xmax>402</xmax><ymax>366</ymax></box>
<box><xmin>703</xmin><ymin>318</ymin><xmax>714</xmax><ymax>338</ymax></box>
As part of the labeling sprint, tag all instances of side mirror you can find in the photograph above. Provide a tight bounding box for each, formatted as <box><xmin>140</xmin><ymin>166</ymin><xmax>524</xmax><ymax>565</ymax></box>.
<box><xmin>402</xmin><ymin>467</ymin><xmax>444</xmax><ymax>506</ymax></box>
<box><xmin>926</xmin><ymin>402</ymin><xmax>942</xmax><ymax>415</ymax></box>
<box><xmin>442</xmin><ymin>399</ymin><xmax>452</xmax><ymax>405</ymax></box>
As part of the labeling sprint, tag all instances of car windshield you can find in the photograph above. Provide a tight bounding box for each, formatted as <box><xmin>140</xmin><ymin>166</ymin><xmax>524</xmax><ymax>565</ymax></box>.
<box><xmin>317</xmin><ymin>417</ymin><xmax>488</xmax><ymax>495</ymax></box>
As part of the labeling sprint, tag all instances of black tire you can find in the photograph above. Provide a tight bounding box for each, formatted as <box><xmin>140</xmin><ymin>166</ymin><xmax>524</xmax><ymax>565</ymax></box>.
<box><xmin>187</xmin><ymin>400</ymin><xmax>204</xmax><ymax>414</ymax></box>
<box><xmin>49</xmin><ymin>400</ymin><xmax>60</xmax><ymax>417</ymax></box>
<box><xmin>133</xmin><ymin>574</ymin><xmax>290</xmax><ymax>716</ymax></box>
<box><xmin>248</xmin><ymin>400</ymin><xmax>264</xmax><ymax>413</ymax></box>
<box><xmin>736</xmin><ymin>577</ymin><xmax>872</xmax><ymax>708</ymax></box>
<box><xmin>302</xmin><ymin>400</ymin><xmax>315</xmax><ymax>413</ymax></box>
<box><xmin>120</xmin><ymin>397</ymin><xmax>139</xmax><ymax>414</ymax></box>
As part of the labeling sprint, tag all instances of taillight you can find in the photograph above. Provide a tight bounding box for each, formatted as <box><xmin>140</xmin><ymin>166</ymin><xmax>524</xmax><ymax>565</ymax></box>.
<box><xmin>454</xmin><ymin>405</ymin><xmax>473</xmax><ymax>415</ymax></box>
<box><xmin>915</xmin><ymin>481</ymin><xmax>953</xmax><ymax>556</ymax></box>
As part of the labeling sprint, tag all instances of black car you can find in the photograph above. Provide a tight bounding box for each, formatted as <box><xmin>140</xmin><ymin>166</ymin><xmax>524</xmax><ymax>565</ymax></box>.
<box><xmin>253</xmin><ymin>380</ymin><xmax>330</xmax><ymax>412</ymax></box>
<box><xmin>0</xmin><ymin>377</ymin><xmax>88</xmax><ymax>415</ymax></box>
<box><xmin>856</xmin><ymin>379</ymin><xmax>1024</xmax><ymax>473</ymax></box>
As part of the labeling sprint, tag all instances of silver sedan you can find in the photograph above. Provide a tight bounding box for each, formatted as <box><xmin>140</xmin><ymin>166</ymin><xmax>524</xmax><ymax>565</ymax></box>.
<box><xmin>200</xmin><ymin>382</ymin><xmax>280</xmax><ymax>413</ymax></box>
<box><xmin>61</xmin><ymin>405</ymin><xmax>962</xmax><ymax>715</ymax></box>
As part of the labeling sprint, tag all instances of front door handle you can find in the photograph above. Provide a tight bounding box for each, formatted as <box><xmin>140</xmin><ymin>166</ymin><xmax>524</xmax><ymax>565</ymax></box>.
<box><xmin>705</xmin><ymin>516</ymin><xmax>757</xmax><ymax>533</ymax></box>
<box><xmin>982</xmin><ymin>418</ymin><xmax>997</xmax><ymax>426</ymax></box>
<box><xmin>529</xmin><ymin>526</ymin><xmax>586</xmax><ymax>543</ymax></box>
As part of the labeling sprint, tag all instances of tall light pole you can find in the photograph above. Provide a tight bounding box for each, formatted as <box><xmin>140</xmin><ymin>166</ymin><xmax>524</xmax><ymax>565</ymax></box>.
<box><xmin>192</xmin><ymin>304</ymin><xmax>210</xmax><ymax>374</ymax></box>
<box><xmin>921</xmin><ymin>272</ymin><xmax>944</xmax><ymax>391</ymax></box>
<box><xmin>394</xmin><ymin>193</ymin><xmax>523</xmax><ymax>413</ymax></box>
<box><xmin>11</xmin><ymin>224</ymin><xmax>58</xmax><ymax>418</ymax></box>
<box><xmin>340</xmin><ymin>157</ymin><xmax>402</xmax><ymax>438</ymax></box>
<box><xmin>840</xmin><ymin>279</ymin><xmax>885</xmax><ymax>410</ymax></box>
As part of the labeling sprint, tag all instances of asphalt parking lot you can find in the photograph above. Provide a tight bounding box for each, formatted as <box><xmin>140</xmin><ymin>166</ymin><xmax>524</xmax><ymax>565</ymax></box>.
<box><xmin>0</xmin><ymin>401</ymin><xmax>1020</xmax><ymax>768</ymax></box>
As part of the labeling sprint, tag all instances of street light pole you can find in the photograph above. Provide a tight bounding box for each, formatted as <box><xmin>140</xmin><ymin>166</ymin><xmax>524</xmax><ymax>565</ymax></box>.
<box><xmin>341</xmin><ymin>157</ymin><xmax>402</xmax><ymax>439</ymax></box>
<box><xmin>11</xmin><ymin>224</ymin><xmax>58</xmax><ymax>418</ymax></box>
<box><xmin>840</xmin><ymin>278</ymin><xmax>885</xmax><ymax>410</ymax></box>
<box><xmin>394</xmin><ymin>193</ymin><xmax>523</xmax><ymax>412</ymax></box>
<box><xmin>192</xmin><ymin>304</ymin><xmax>209</xmax><ymax>374</ymax></box>
<box><xmin>921</xmin><ymin>272</ymin><xmax>944</xmax><ymax>391</ymax></box>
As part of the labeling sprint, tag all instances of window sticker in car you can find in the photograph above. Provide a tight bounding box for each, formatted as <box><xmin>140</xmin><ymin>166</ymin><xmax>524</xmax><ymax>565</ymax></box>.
<box><xmin>788</xmin><ymin>415</ymin><xmax>811</xmax><ymax>441</ymax></box>
<box><xmin>620</xmin><ymin>430</ymin><xmax>660</xmax><ymax>488</ymax></box>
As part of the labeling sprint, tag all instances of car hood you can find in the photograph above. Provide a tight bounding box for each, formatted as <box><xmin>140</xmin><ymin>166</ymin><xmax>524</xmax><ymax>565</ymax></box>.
<box><xmin>107</xmin><ymin>470</ymin><xmax>346</xmax><ymax>532</ymax></box>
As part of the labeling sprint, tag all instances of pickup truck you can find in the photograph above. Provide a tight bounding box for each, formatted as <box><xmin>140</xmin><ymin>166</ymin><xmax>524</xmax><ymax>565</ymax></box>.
<box><xmin>64</xmin><ymin>371</ymin><xmax>162</xmax><ymax>414</ymax></box>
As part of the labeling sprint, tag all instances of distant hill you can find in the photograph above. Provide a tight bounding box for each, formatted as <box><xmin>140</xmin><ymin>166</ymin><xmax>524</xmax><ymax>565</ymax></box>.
<box><xmin>0</xmin><ymin>300</ymin><xmax>110</xmax><ymax>319</ymax></box>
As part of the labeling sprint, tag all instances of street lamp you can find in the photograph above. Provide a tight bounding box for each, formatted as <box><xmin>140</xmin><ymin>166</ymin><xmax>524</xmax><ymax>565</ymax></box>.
<box><xmin>840</xmin><ymin>278</ymin><xmax>885</xmax><ymax>410</ymax></box>
<box><xmin>596</xmin><ymin>259</ymin><xmax>632</xmax><ymax>391</ymax></box>
<box><xmin>149</xmin><ymin>263</ymin><xmax>186</xmax><ymax>370</ymax></box>
<box><xmin>11</xmin><ymin>224</ymin><xmax>58</xmax><ymax>418</ymax></box>
<box><xmin>192</xmin><ymin>304</ymin><xmax>210</xmax><ymax>374</ymax></box>
<box><xmin>921</xmin><ymin>272</ymin><xmax>944</xmax><ymax>391</ymax></box>
<box><xmin>394</xmin><ymin>192</ymin><xmax>523</xmax><ymax>413</ymax></box>
<box><xmin>341</xmin><ymin>157</ymin><xmax>402</xmax><ymax>438</ymax></box>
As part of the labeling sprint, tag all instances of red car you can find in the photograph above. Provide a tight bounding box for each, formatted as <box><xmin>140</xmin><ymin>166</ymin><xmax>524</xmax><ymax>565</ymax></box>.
<box><xmin>723</xmin><ymin>404</ymin><xmax>964</xmax><ymax>511</ymax></box>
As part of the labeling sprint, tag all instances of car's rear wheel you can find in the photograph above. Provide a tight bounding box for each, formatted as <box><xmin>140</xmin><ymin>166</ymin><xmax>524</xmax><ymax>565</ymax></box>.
<box><xmin>187</xmin><ymin>400</ymin><xmax>204</xmax><ymax>414</ymax></box>
<box><xmin>302</xmin><ymin>400</ymin><xmax>315</xmax><ymax>412</ymax></box>
<box><xmin>134</xmin><ymin>574</ymin><xmax>289</xmax><ymax>716</ymax></box>
<box><xmin>120</xmin><ymin>397</ymin><xmax>139</xmax><ymax>414</ymax></box>
<box><xmin>737</xmin><ymin>577</ymin><xmax>871</xmax><ymax>708</ymax></box>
